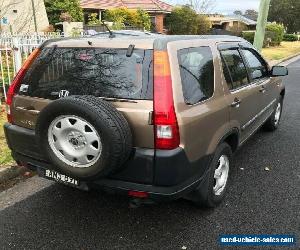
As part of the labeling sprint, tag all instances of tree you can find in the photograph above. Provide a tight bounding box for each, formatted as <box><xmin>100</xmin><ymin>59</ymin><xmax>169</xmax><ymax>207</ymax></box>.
<box><xmin>104</xmin><ymin>8</ymin><xmax>151</xmax><ymax>30</ymax></box>
<box><xmin>87</xmin><ymin>13</ymin><xmax>100</xmax><ymax>25</ymax></box>
<box><xmin>166</xmin><ymin>5</ymin><xmax>211</xmax><ymax>35</ymax></box>
<box><xmin>269</xmin><ymin>0</ymin><xmax>300</xmax><ymax>33</ymax></box>
<box><xmin>245</xmin><ymin>9</ymin><xmax>258</xmax><ymax>16</ymax></box>
<box><xmin>136</xmin><ymin>9</ymin><xmax>151</xmax><ymax>31</ymax></box>
<box><xmin>188</xmin><ymin>0</ymin><xmax>216</xmax><ymax>13</ymax></box>
<box><xmin>244</xmin><ymin>9</ymin><xmax>258</xmax><ymax>20</ymax></box>
<box><xmin>233</xmin><ymin>10</ymin><xmax>243</xmax><ymax>15</ymax></box>
<box><xmin>45</xmin><ymin>0</ymin><xmax>83</xmax><ymax>25</ymax></box>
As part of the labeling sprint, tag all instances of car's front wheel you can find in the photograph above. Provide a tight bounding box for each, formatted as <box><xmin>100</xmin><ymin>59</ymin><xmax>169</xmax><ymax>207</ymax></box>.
<box><xmin>188</xmin><ymin>142</ymin><xmax>232</xmax><ymax>208</ymax></box>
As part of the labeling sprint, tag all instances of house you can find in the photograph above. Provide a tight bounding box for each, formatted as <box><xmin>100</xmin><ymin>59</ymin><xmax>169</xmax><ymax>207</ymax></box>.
<box><xmin>80</xmin><ymin>0</ymin><xmax>173</xmax><ymax>33</ymax></box>
<box><xmin>0</xmin><ymin>0</ymin><xmax>49</xmax><ymax>33</ymax></box>
<box><xmin>207</xmin><ymin>14</ymin><xmax>257</xmax><ymax>32</ymax></box>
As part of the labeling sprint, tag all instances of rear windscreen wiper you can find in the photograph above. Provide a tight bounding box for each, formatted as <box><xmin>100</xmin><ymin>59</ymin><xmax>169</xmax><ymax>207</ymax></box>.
<box><xmin>99</xmin><ymin>97</ymin><xmax>137</xmax><ymax>103</ymax></box>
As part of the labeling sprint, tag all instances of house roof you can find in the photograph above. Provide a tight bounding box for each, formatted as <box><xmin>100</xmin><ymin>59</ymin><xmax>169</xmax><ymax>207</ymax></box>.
<box><xmin>80</xmin><ymin>0</ymin><xmax>173</xmax><ymax>12</ymax></box>
<box><xmin>207</xmin><ymin>14</ymin><xmax>257</xmax><ymax>26</ymax></box>
<box><xmin>228</xmin><ymin>15</ymin><xmax>257</xmax><ymax>26</ymax></box>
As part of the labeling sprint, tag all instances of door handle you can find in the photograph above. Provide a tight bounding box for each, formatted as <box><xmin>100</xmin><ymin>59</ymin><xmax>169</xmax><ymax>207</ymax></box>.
<box><xmin>231</xmin><ymin>98</ymin><xmax>241</xmax><ymax>108</ymax></box>
<box><xmin>16</xmin><ymin>106</ymin><xmax>40</xmax><ymax>115</ymax></box>
<box><xmin>259</xmin><ymin>85</ymin><xmax>266</xmax><ymax>93</ymax></box>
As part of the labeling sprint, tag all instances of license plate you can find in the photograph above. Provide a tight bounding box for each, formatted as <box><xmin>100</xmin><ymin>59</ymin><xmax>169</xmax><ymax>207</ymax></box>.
<box><xmin>44</xmin><ymin>169</ymin><xmax>79</xmax><ymax>186</ymax></box>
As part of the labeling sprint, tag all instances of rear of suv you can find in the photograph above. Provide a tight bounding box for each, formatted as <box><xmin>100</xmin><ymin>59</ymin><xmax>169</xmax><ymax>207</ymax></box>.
<box><xmin>4</xmin><ymin>34</ymin><xmax>287</xmax><ymax>207</ymax></box>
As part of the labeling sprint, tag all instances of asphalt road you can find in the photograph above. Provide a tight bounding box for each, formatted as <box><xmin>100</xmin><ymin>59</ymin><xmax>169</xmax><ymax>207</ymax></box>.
<box><xmin>1</xmin><ymin>58</ymin><xmax>300</xmax><ymax>250</ymax></box>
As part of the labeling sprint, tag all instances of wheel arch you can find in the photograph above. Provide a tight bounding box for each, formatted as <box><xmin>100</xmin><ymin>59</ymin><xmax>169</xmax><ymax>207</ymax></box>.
<box><xmin>280</xmin><ymin>88</ymin><xmax>285</xmax><ymax>98</ymax></box>
<box><xmin>219</xmin><ymin>128</ymin><xmax>240</xmax><ymax>154</ymax></box>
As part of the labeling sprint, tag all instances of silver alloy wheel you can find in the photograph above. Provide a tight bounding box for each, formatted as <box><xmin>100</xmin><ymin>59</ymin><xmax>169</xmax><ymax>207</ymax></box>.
<box><xmin>213</xmin><ymin>155</ymin><xmax>229</xmax><ymax>196</ymax></box>
<box><xmin>274</xmin><ymin>102</ymin><xmax>281</xmax><ymax>126</ymax></box>
<box><xmin>48</xmin><ymin>115</ymin><xmax>102</xmax><ymax>168</ymax></box>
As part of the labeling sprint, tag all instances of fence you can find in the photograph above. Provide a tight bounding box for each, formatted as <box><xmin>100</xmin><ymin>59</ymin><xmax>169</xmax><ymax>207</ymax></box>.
<box><xmin>0</xmin><ymin>32</ymin><xmax>70</xmax><ymax>103</ymax></box>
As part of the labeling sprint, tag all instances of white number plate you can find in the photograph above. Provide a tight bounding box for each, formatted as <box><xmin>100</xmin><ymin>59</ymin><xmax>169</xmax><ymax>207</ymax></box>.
<box><xmin>45</xmin><ymin>169</ymin><xmax>79</xmax><ymax>186</ymax></box>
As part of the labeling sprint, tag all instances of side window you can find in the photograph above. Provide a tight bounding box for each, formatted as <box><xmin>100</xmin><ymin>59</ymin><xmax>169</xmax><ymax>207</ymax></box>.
<box><xmin>178</xmin><ymin>47</ymin><xmax>214</xmax><ymax>104</ymax></box>
<box><xmin>220</xmin><ymin>49</ymin><xmax>249</xmax><ymax>90</ymax></box>
<box><xmin>242</xmin><ymin>49</ymin><xmax>269</xmax><ymax>80</ymax></box>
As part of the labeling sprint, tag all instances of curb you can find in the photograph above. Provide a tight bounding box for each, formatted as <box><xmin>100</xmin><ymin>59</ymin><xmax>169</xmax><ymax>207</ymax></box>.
<box><xmin>269</xmin><ymin>52</ymin><xmax>300</xmax><ymax>66</ymax></box>
<box><xmin>0</xmin><ymin>165</ymin><xmax>27</xmax><ymax>184</ymax></box>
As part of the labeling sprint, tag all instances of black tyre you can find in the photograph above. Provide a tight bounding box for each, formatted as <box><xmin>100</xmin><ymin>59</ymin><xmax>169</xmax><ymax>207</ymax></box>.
<box><xmin>36</xmin><ymin>95</ymin><xmax>132</xmax><ymax>180</ymax></box>
<box><xmin>188</xmin><ymin>143</ymin><xmax>232</xmax><ymax>208</ymax></box>
<box><xmin>262</xmin><ymin>96</ymin><xmax>283</xmax><ymax>131</ymax></box>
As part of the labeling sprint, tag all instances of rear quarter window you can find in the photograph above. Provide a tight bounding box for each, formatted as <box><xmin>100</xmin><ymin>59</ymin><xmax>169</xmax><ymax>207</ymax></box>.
<box><xmin>20</xmin><ymin>47</ymin><xmax>153</xmax><ymax>100</ymax></box>
<box><xmin>178</xmin><ymin>47</ymin><xmax>214</xmax><ymax>105</ymax></box>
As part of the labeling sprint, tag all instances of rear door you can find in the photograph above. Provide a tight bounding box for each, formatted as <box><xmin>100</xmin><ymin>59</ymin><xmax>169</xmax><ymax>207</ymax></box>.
<box><xmin>12</xmin><ymin>43</ymin><xmax>154</xmax><ymax>149</ymax></box>
<box><xmin>219</xmin><ymin>44</ymin><xmax>263</xmax><ymax>142</ymax></box>
<box><xmin>239</xmin><ymin>44</ymin><xmax>277</xmax><ymax>123</ymax></box>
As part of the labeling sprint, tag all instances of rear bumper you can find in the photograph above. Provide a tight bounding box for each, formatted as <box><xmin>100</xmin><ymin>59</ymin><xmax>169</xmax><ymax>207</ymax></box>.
<box><xmin>4</xmin><ymin>123</ymin><xmax>211</xmax><ymax>201</ymax></box>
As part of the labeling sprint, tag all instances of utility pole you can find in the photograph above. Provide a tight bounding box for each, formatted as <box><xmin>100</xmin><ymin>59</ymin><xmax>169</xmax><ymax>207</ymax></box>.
<box><xmin>254</xmin><ymin>0</ymin><xmax>271</xmax><ymax>51</ymax></box>
<box><xmin>31</xmin><ymin>0</ymin><xmax>38</xmax><ymax>33</ymax></box>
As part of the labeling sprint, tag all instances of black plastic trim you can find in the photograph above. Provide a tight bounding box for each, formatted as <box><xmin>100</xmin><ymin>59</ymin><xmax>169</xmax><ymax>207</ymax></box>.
<box><xmin>5</xmin><ymin>123</ymin><xmax>211</xmax><ymax>201</ymax></box>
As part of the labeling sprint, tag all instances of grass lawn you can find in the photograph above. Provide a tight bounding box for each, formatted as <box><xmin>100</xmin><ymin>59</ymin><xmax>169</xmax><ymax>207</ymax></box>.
<box><xmin>0</xmin><ymin>106</ymin><xmax>14</xmax><ymax>167</ymax></box>
<box><xmin>262</xmin><ymin>41</ymin><xmax>300</xmax><ymax>61</ymax></box>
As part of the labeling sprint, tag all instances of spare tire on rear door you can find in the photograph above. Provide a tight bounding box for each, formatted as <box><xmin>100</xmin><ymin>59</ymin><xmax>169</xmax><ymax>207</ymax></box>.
<box><xmin>35</xmin><ymin>95</ymin><xmax>132</xmax><ymax>180</ymax></box>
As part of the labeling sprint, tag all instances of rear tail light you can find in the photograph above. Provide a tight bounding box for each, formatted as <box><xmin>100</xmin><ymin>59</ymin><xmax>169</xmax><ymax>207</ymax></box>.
<box><xmin>6</xmin><ymin>48</ymin><xmax>40</xmax><ymax>123</ymax></box>
<box><xmin>128</xmin><ymin>190</ymin><xmax>149</xmax><ymax>198</ymax></box>
<box><xmin>153</xmin><ymin>51</ymin><xmax>180</xmax><ymax>150</ymax></box>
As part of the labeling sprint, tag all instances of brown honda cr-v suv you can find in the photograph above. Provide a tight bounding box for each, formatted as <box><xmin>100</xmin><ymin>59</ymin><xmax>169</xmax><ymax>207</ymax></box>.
<box><xmin>4</xmin><ymin>32</ymin><xmax>288</xmax><ymax>207</ymax></box>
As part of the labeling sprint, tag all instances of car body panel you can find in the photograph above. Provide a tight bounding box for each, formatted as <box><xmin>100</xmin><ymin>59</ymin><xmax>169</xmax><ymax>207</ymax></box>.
<box><xmin>168</xmin><ymin>39</ymin><xmax>232</xmax><ymax>161</ymax></box>
<box><xmin>12</xmin><ymin>95</ymin><xmax>154</xmax><ymax>148</ymax></box>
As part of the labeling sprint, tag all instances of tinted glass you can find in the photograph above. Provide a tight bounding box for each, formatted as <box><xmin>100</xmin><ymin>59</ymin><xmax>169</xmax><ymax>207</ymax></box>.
<box><xmin>221</xmin><ymin>49</ymin><xmax>248</xmax><ymax>90</ymax></box>
<box><xmin>20</xmin><ymin>47</ymin><xmax>153</xmax><ymax>100</ymax></box>
<box><xmin>242</xmin><ymin>49</ymin><xmax>268</xmax><ymax>80</ymax></box>
<box><xmin>178</xmin><ymin>47</ymin><xmax>214</xmax><ymax>104</ymax></box>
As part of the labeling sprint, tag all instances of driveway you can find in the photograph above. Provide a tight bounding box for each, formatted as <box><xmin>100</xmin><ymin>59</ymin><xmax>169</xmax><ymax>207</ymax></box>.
<box><xmin>0</xmin><ymin>59</ymin><xmax>299</xmax><ymax>250</ymax></box>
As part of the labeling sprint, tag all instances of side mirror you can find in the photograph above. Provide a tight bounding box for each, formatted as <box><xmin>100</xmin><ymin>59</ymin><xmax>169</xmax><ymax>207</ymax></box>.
<box><xmin>271</xmin><ymin>66</ymin><xmax>288</xmax><ymax>77</ymax></box>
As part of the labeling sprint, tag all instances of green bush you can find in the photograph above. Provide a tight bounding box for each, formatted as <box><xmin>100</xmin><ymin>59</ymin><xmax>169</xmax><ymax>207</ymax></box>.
<box><xmin>242</xmin><ymin>23</ymin><xmax>285</xmax><ymax>47</ymax></box>
<box><xmin>265</xmin><ymin>23</ymin><xmax>284</xmax><ymax>46</ymax></box>
<box><xmin>45</xmin><ymin>0</ymin><xmax>84</xmax><ymax>25</ymax></box>
<box><xmin>283</xmin><ymin>34</ymin><xmax>299</xmax><ymax>41</ymax></box>
<box><xmin>166</xmin><ymin>6</ymin><xmax>211</xmax><ymax>35</ymax></box>
<box><xmin>104</xmin><ymin>8</ymin><xmax>151</xmax><ymax>31</ymax></box>
<box><xmin>242</xmin><ymin>31</ymin><xmax>255</xmax><ymax>44</ymax></box>
<box><xmin>87</xmin><ymin>13</ymin><xmax>100</xmax><ymax>25</ymax></box>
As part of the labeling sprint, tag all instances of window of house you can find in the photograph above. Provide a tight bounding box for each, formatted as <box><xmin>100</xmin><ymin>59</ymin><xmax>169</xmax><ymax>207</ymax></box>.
<box><xmin>220</xmin><ymin>49</ymin><xmax>249</xmax><ymax>90</ymax></box>
<box><xmin>178</xmin><ymin>47</ymin><xmax>214</xmax><ymax>105</ymax></box>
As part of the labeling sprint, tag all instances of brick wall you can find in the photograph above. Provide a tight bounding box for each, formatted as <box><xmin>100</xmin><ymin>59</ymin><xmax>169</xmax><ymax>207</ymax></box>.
<box><xmin>154</xmin><ymin>14</ymin><xmax>165</xmax><ymax>33</ymax></box>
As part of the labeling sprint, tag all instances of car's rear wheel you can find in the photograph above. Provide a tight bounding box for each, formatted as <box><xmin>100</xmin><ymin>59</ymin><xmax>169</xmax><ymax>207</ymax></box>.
<box><xmin>262</xmin><ymin>96</ymin><xmax>283</xmax><ymax>131</ymax></box>
<box><xmin>188</xmin><ymin>143</ymin><xmax>232</xmax><ymax>208</ymax></box>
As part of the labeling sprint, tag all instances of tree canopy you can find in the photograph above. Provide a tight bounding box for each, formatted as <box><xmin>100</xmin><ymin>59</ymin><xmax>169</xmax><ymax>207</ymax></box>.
<box><xmin>45</xmin><ymin>0</ymin><xmax>83</xmax><ymax>25</ymax></box>
<box><xmin>233</xmin><ymin>10</ymin><xmax>243</xmax><ymax>15</ymax></box>
<box><xmin>269</xmin><ymin>0</ymin><xmax>300</xmax><ymax>33</ymax></box>
<box><xmin>166</xmin><ymin>6</ymin><xmax>210</xmax><ymax>35</ymax></box>
<box><xmin>104</xmin><ymin>8</ymin><xmax>151</xmax><ymax>31</ymax></box>
<box><xmin>233</xmin><ymin>9</ymin><xmax>258</xmax><ymax>20</ymax></box>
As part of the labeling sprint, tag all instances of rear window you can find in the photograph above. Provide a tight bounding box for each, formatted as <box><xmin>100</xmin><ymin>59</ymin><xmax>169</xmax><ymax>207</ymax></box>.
<box><xmin>20</xmin><ymin>47</ymin><xmax>153</xmax><ymax>100</ymax></box>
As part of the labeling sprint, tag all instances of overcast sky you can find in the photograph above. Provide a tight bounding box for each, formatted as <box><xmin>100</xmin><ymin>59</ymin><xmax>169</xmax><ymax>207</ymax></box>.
<box><xmin>166</xmin><ymin>0</ymin><xmax>261</xmax><ymax>14</ymax></box>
